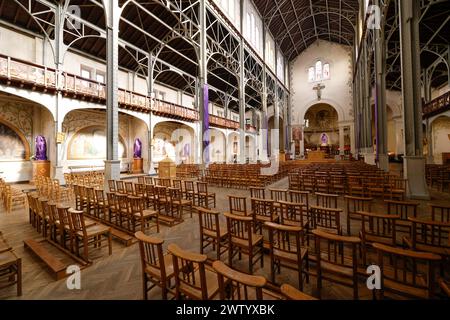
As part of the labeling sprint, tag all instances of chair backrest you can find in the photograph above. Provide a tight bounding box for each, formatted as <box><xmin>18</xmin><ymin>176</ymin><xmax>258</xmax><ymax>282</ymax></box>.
<box><xmin>169</xmin><ymin>187</ymin><xmax>183</xmax><ymax>202</ymax></box>
<box><xmin>228</xmin><ymin>195</ymin><xmax>247</xmax><ymax>216</ymax></box>
<box><xmin>117</xmin><ymin>193</ymin><xmax>130</xmax><ymax>213</ymax></box>
<box><xmin>249</xmin><ymin>187</ymin><xmax>265</xmax><ymax>199</ymax></box>
<box><xmin>269</xmin><ymin>189</ymin><xmax>287</xmax><ymax>202</ymax></box>
<box><xmin>312</xmin><ymin>229</ymin><xmax>361</xmax><ymax>273</ymax></box>
<box><xmin>106</xmin><ymin>192</ymin><xmax>117</xmax><ymax>210</ymax></box>
<box><xmin>129</xmin><ymin>196</ymin><xmax>144</xmax><ymax>215</ymax></box>
<box><xmin>95</xmin><ymin>189</ymin><xmax>105</xmax><ymax>204</ymax></box>
<box><xmin>197</xmin><ymin>207</ymin><xmax>221</xmax><ymax>238</ymax></box>
<box><xmin>315</xmin><ymin>193</ymin><xmax>338</xmax><ymax>209</ymax></box>
<box><xmin>168</xmin><ymin>243</ymin><xmax>209</xmax><ymax>300</ymax></box>
<box><xmin>358</xmin><ymin>211</ymin><xmax>399</xmax><ymax>246</ymax></box>
<box><xmin>372</xmin><ymin>242</ymin><xmax>441</xmax><ymax>299</ymax></box>
<box><xmin>56</xmin><ymin>205</ymin><xmax>72</xmax><ymax>229</ymax></box>
<box><xmin>184</xmin><ymin>180</ymin><xmax>195</xmax><ymax>192</ymax></box>
<box><xmin>385</xmin><ymin>200</ymin><xmax>419</xmax><ymax>220</ymax></box>
<box><xmin>310</xmin><ymin>205</ymin><xmax>342</xmax><ymax>234</ymax></box>
<box><xmin>172</xmin><ymin>179</ymin><xmax>183</xmax><ymax>190</ymax></box>
<box><xmin>409</xmin><ymin>217</ymin><xmax>450</xmax><ymax>251</ymax></box>
<box><xmin>47</xmin><ymin>202</ymin><xmax>59</xmax><ymax>224</ymax></box>
<box><xmin>212</xmin><ymin>260</ymin><xmax>266</xmax><ymax>300</ymax></box>
<box><xmin>197</xmin><ymin>182</ymin><xmax>208</xmax><ymax>194</ymax></box>
<box><xmin>69</xmin><ymin>209</ymin><xmax>87</xmax><ymax>237</ymax></box>
<box><xmin>137</xmin><ymin>176</ymin><xmax>145</xmax><ymax>185</ymax></box>
<box><xmin>125</xmin><ymin>182</ymin><xmax>135</xmax><ymax>195</ymax></box>
<box><xmin>266</xmin><ymin>222</ymin><xmax>304</xmax><ymax>262</ymax></box>
<box><xmin>430</xmin><ymin>204</ymin><xmax>450</xmax><ymax>222</ymax></box>
<box><xmin>116</xmin><ymin>180</ymin><xmax>125</xmax><ymax>193</ymax></box>
<box><xmin>161</xmin><ymin>178</ymin><xmax>171</xmax><ymax>187</ymax></box>
<box><xmin>155</xmin><ymin>186</ymin><xmax>168</xmax><ymax>200</ymax></box>
<box><xmin>224</xmin><ymin>212</ymin><xmax>254</xmax><ymax>243</ymax></box>
<box><xmin>145</xmin><ymin>184</ymin><xmax>156</xmax><ymax>198</ymax></box>
<box><xmin>134</xmin><ymin>183</ymin><xmax>146</xmax><ymax>197</ymax></box>
<box><xmin>345</xmin><ymin>195</ymin><xmax>373</xmax><ymax>216</ymax></box>
<box><xmin>278</xmin><ymin>201</ymin><xmax>307</xmax><ymax>227</ymax></box>
<box><xmin>135</xmin><ymin>231</ymin><xmax>167</xmax><ymax>280</ymax></box>
<box><xmin>144</xmin><ymin>176</ymin><xmax>154</xmax><ymax>185</ymax></box>
<box><xmin>250</xmin><ymin>198</ymin><xmax>274</xmax><ymax>220</ymax></box>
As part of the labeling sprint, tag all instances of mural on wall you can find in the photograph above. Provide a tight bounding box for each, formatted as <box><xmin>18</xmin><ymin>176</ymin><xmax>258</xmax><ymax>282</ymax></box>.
<box><xmin>67</xmin><ymin>126</ymin><xmax>126</xmax><ymax>160</ymax></box>
<box><xmin>0</xmin><ymin>122</ymin><xmax>28</xmax><ymax>160</ymax></box>
<box><xmin>0</xmin><ymin>100</ymin><xmax>33</xmax><ymax>144</ymax></box>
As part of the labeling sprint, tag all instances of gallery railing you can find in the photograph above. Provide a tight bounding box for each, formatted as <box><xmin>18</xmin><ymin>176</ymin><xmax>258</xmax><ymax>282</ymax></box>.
<box><xmin>0</xmin><ymin>54</ymin><xmax>240</xmax><ymax>129</ymax></box>
<box><xmin>423</xmin><ymin>91</ymin><xmax>450</xmax><ymax>118</ymax></box>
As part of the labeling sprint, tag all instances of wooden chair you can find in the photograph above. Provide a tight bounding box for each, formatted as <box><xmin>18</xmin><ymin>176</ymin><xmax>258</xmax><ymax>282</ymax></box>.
<box><xmin>278</xmin><ymin>200</ymin><xmax>308</xmax><ymax>229</ymax></box>
<box><xmin>251</xmin><ymin>198</ymin><xmax>278</xmax><ymax>235</ymax></box>
<box><xmin>108</xmin><ymin>180</ymin><xmax>116</xmax><ymax>192</ymax></box>
<box><xmin>269</xmin><ymin>188</ymin><xmax>287</xmax><ymax>203</ymax></box>
<box><xmin>134</xmin><ymin>183</ymin><xmax>146</xmax><ymax>199</ymax></box>
<box><xmin>0</xmin><ymin>246</ymin><xmax>22</xmax><ymax>296</ymax></box>
<box><xmin>439</xmin><ymin>278</ymin><xmax>450</xmax><ymax>297</ymax></box>
<box><xmin>115</xmin><ymin>180</ymin><xmax>125</xmax><ymax>194</ymax></box>
<box><xmin>106</xmin><ymin>192</ymin><xmax>119</xmax><ymax>225</ymax></box>
<box><xmin>135</xmin><ymin>231</ymin><xmax>174</xmax><ymax>299</ymax></box>
<box><xmin>168</xmin><ymin>243</ymin><xmax>219</xmax><ymax>300</ymax></box>
<box><xmin>280</xmin><ymin>283</ymin><xmax>317</xmax><ymax>300</ymax></box>
<box><xmin>310</xmin><ymin>205</ymin><xmax>343</xmax><ymax>235</ymax></box>
<box><xmin>430</xmin><ymin>204</ymin><xmax>450</xmax><ymax>222</ymax></box>
<box><xmin>315</xmin><ymin>176</ymin><xmax>330</xmax><ymax>193</ymax></box>
<box><xmin>288</xmin><ymin>190</ymin><xmax>310</xmax><ymax>219</ymax></box>
<box><xmin>372</xmin><ymin>242</ymin><xmax>441</xmax><ymax>299</ymax></box>
<box><xmin>95</xmin><ymin>189</ymin><xmax>108</xmax><ymax>220</ymax></box>
<box><xmin>266</xmin><ymin>222</ymin><xmax>308</xmax><ymax>290</ymax></box>
<box><xmin>249</xmin><ymin>187</ymin><xmax>265</xmax><ymax>199</ymax></box>
<box><xmin>344</xmin><ymin>196</ymin><xmax>373</xmax><ymax>236</ymax></box>
<box><xmin>144</xmin><ymin>176</ymin><xmax>154</xmax><ymax>185</ymax></box>
<box><xmin>388</xmin><ymin>178</ymin><xmax>406</xmax><ymax>200</ymax></box>
<box><xmin>56</xmin><ymin>205</ymin><xmax>74</xmax><ymax>251</ymax></box>
<box><xmin>228</xmin><ymin>195</ymin><xmax>248</xmax><ymax>216</ymax></box>
<box><xmin>403</xmin><ymin>217</ymin><xmax>450</xmax><ymax>264</ymax></box>
<box><xmin>196</xmin><ymin>182</ymin><xmax>216</xmax><ymax>208</ymax></box>
<box><xmin>330</xmin><ymin>175</ymin><xmax>346</xmax><ymax>195</ymax></box>
<box><xmin>386</xmin><ymin>200</ymin><xmax>419</xmax><ymax>234</ymax></box>
<box><xmin>212</xmin><ymin>260</ymin><xmax>267</xmax><ymax>300</ymax></box>
<box><xmin>70</xmin><ymin>209</ymin><xmax>112</xmax><ymax>262</ymax></box>
<box><xmin>197</xmin><ymin>207</ymin><xmax>228</xmax><ymax>260</ymax></box>
<box><xmin>116</xmin><ymin>193</ymin><xmax>131</xmax><ymax>230</ymax></box>
<box><xmin>357</xmin><ymin>211</ymin><xmax>399</xmax><ymax>265</ymax></box>
<box><xmin>315</xmin><ymin>192</ymin><xmax>338</xmax><ymax>209</ymax></box>
<box><xmin>288</xmin><ymin>173</ymin><xmax>300</xmax><ymax>190</ymax></box>
<box><xmin>129</xmin><ymin>196</ymin><xmax>159</xmax><ymax>234</ymax></box>
<box><xmin>144</xmin><ymin>184</ymin><xmax>157</xmax><ymax>210</ymax></box>
<box><xmin>169</xmin><ymin>187</ymin><xmax>192</xmax><ymax>219</ymax></box>
<box><xmin>224</xmin><ymin>212</ymin><xmax>264</xmax><ymax>274</ymax></box>
<box><xmin>137</xmin><ymin>176</ymin><xmax>145</xmax><ymax>185</ymax></box>
<box><xmin>313</xmin><ymin>229</ymin><xmax>361</xmax><ymax>300</ymax></box>
<box><xmin>125</xmin><ymin>182</ymin><xmax>135</xmax><ymax>196</ymax></box>
<box><xmin>184</xmin><ymin>180</ymin><xmax>197</xmax><ymax>204</ymax></box>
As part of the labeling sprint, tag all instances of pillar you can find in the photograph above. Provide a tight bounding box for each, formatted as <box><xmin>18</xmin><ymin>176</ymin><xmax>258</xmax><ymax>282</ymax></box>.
<box><xmin>238</xmin><ymin>0</ymin><xmax>246</xmax><ymax>163</ymax></box>
<box><xmin>104</xmin><ymin>0</ymin><xmax>121</xmax><ymax>185</ymax></box>
<box><xmin>339</xmin><ymin>124</ymin><xmax>345</xmax><ymax>157</ymax></box>
<box><xmin>399</xmin><ymin>0</ymin><xmax>429</xmax><ymax>199</ymax></box>
<box><xmin>350</xmin><ymin>123</ymin><xmax>356</xmax><ymax>157</ymax></box>
<box><xmin>374</xmin><ymin>0</ymin><xmax>389</xmax><ymax>171</ymax></box>
<box><xmin>148</xmin><ymin>55</ymin><xmax>156</xmax><ymax>174</ymax></box>
<box><xmin>198</xmin><ymin>0</ymin><xmax>209</xmax><ymax>166</ymax></box>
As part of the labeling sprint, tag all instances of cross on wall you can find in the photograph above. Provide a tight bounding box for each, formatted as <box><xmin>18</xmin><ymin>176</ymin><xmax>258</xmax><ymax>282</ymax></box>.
<box><xmin>313</xmin><ymin>83</ymin><xmax>325</xmax><ymax>101</ymax></box>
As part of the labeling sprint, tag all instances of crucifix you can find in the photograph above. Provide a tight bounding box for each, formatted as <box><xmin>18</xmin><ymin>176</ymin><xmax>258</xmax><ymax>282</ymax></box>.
<box><xmin>313</xmin><ymin>83</ymin><xmax>325</xmax><ymax>101</ymax></box>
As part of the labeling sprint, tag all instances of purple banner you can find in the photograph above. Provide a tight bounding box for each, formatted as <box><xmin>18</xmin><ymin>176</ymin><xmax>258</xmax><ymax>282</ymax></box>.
<box><xmin>203</xmin><ymin>84</ymin><xmax>210</xmax><ymax>164</ymax></box>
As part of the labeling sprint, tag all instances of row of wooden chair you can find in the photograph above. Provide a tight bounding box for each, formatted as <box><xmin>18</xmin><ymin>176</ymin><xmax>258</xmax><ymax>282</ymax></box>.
<box><xmin>34</xmin><ymin>175</ymin><xmax>72</xmax><ymax>203</ymax></box>
<box><xmin>26</xmin><ymin>193</ymin><xmax>112</xmax><ymax>263</ymax></box>
<box><xmin>64</xmin><ymin>171</ymin><xmax>104</xmax><ymax>189</ymax></box>
<box><xmin>135</xmin><ymin>231</ymin><xmax>316</xmax><ymax>300</ymax></box>
<box><xmin>0</xmin><ymin>178</ymin><xmax>27</xmax><ymax>213</ymax></box>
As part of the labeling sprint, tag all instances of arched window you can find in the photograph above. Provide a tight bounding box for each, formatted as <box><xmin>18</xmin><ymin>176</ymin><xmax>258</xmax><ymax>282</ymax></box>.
<box><xmin>323</xmin><ymin>63</ymin><xmax>330</xmax><ymax>80</ymax></box>
<box><xmin>315</xmin><ymin>61</ymin><xmax>323</xmax><ymax>81</ymax></box>
<box><xmin>308</xmin><ymin>60</ymin><xmax>330</xmax><ymax>82</ymax></box>
<box><xmin>308</xmin><ymin>67</ymin><xmax>315</xmax><ymax>82</ymax></box>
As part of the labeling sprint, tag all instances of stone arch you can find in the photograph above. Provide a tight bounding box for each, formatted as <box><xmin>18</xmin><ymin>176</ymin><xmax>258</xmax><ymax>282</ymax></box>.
<box><xmin>0</xmin><ymin>118</ymin><xmax>31</xmax><ymax>160</ymax></box>
<box><xmin>209</xmin><ymin>128</ymin><xmax>226</xmax><ymax>163</ymax></box>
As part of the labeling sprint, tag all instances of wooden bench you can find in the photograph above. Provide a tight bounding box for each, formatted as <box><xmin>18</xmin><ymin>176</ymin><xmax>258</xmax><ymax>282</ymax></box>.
<box><xmin>110</xmin><ymin>228</ymin><xmax>135</xmax><ymax>247</ymax></box>
<box><xmin>24</xmin><ymin>239</ymin><xmax>67</xmax><ymax>280</ymax></box>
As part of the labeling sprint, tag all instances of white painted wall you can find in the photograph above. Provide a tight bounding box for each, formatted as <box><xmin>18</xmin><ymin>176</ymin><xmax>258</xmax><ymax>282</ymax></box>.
<box><xmin>290</xmin><ymin>40</ymin><xmax>353</xmax><ymax>125</ymax></box>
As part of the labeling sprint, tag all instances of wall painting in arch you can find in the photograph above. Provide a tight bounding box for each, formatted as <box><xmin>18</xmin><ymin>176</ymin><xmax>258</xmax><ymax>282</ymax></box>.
<box><xmin>0</xmin><ymin>121</ymin><xmax>29</xmax><ymax>161</ymax></box>
<box><xmin>67</xmin><ymin>126</ymin><xmax>126</xmax><ymax>160</ymax></box>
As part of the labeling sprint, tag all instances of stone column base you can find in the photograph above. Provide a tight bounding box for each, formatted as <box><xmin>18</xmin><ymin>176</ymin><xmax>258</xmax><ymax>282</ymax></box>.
<box><xmin>364</xmin><ymin>153</ymin><xmax>376</xmax><ymax>165</ymax></box>
<box><xmin>404</xmin><ymin>156</ymin><xmax>430</xmax><ymax>200</ymax></box>
<box><xmin>104</xmin><ymin>160</ymin><xmax>121</xmax><ymax>191</ymax></box>
<box><xmin>378</xmin><ymin>154</ymin><xmax>389</xmax><ymax>172</ymax></box>
<box><xmin>53</xmin><ymin>166</ymin><xmax>65</xmax><ymax>184</ymax></box>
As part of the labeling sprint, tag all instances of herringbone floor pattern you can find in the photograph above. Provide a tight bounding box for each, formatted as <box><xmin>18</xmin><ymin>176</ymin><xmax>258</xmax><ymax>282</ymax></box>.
<box><xmin>1</xmin><ymin>173</ymin><xmax>449</xmax><ymax>300</ymax></box>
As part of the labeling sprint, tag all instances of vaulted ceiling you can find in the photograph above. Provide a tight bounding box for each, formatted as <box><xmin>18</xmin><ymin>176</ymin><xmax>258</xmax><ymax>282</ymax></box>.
<box><xmin>252</xmin><ymin>0</ymin><xmax>359</xmax><ymax>61</ymax></box>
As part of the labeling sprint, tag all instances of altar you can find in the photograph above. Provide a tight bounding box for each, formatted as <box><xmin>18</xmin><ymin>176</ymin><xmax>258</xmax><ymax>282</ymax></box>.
<box><xmin>307</xmin><ymin>150</ymin><xmax>326</xmax><ymax>160</ymax></box>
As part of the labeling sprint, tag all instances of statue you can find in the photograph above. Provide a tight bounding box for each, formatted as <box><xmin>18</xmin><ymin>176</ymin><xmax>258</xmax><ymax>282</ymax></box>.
<box><xmin>35</xmin><ymin>135</ymin><xmax>47</xmax><ymax>160</ymax></box>
<box><xmin>133</xmin><ymin>138</ymin><xmax>142</xmax><ymax>159</ymax></box>
<box><xmin>320</xmin><ymin>133</ymin><xmax>329</xmax><ymax>146</ymax></box>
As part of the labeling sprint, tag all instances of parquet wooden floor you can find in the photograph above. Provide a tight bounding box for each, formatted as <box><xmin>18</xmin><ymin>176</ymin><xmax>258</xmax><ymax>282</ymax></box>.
<box><xmin>1</xmin><ymin>174</ymin><xmax>449</xmax><ymax>300</ymax></box>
